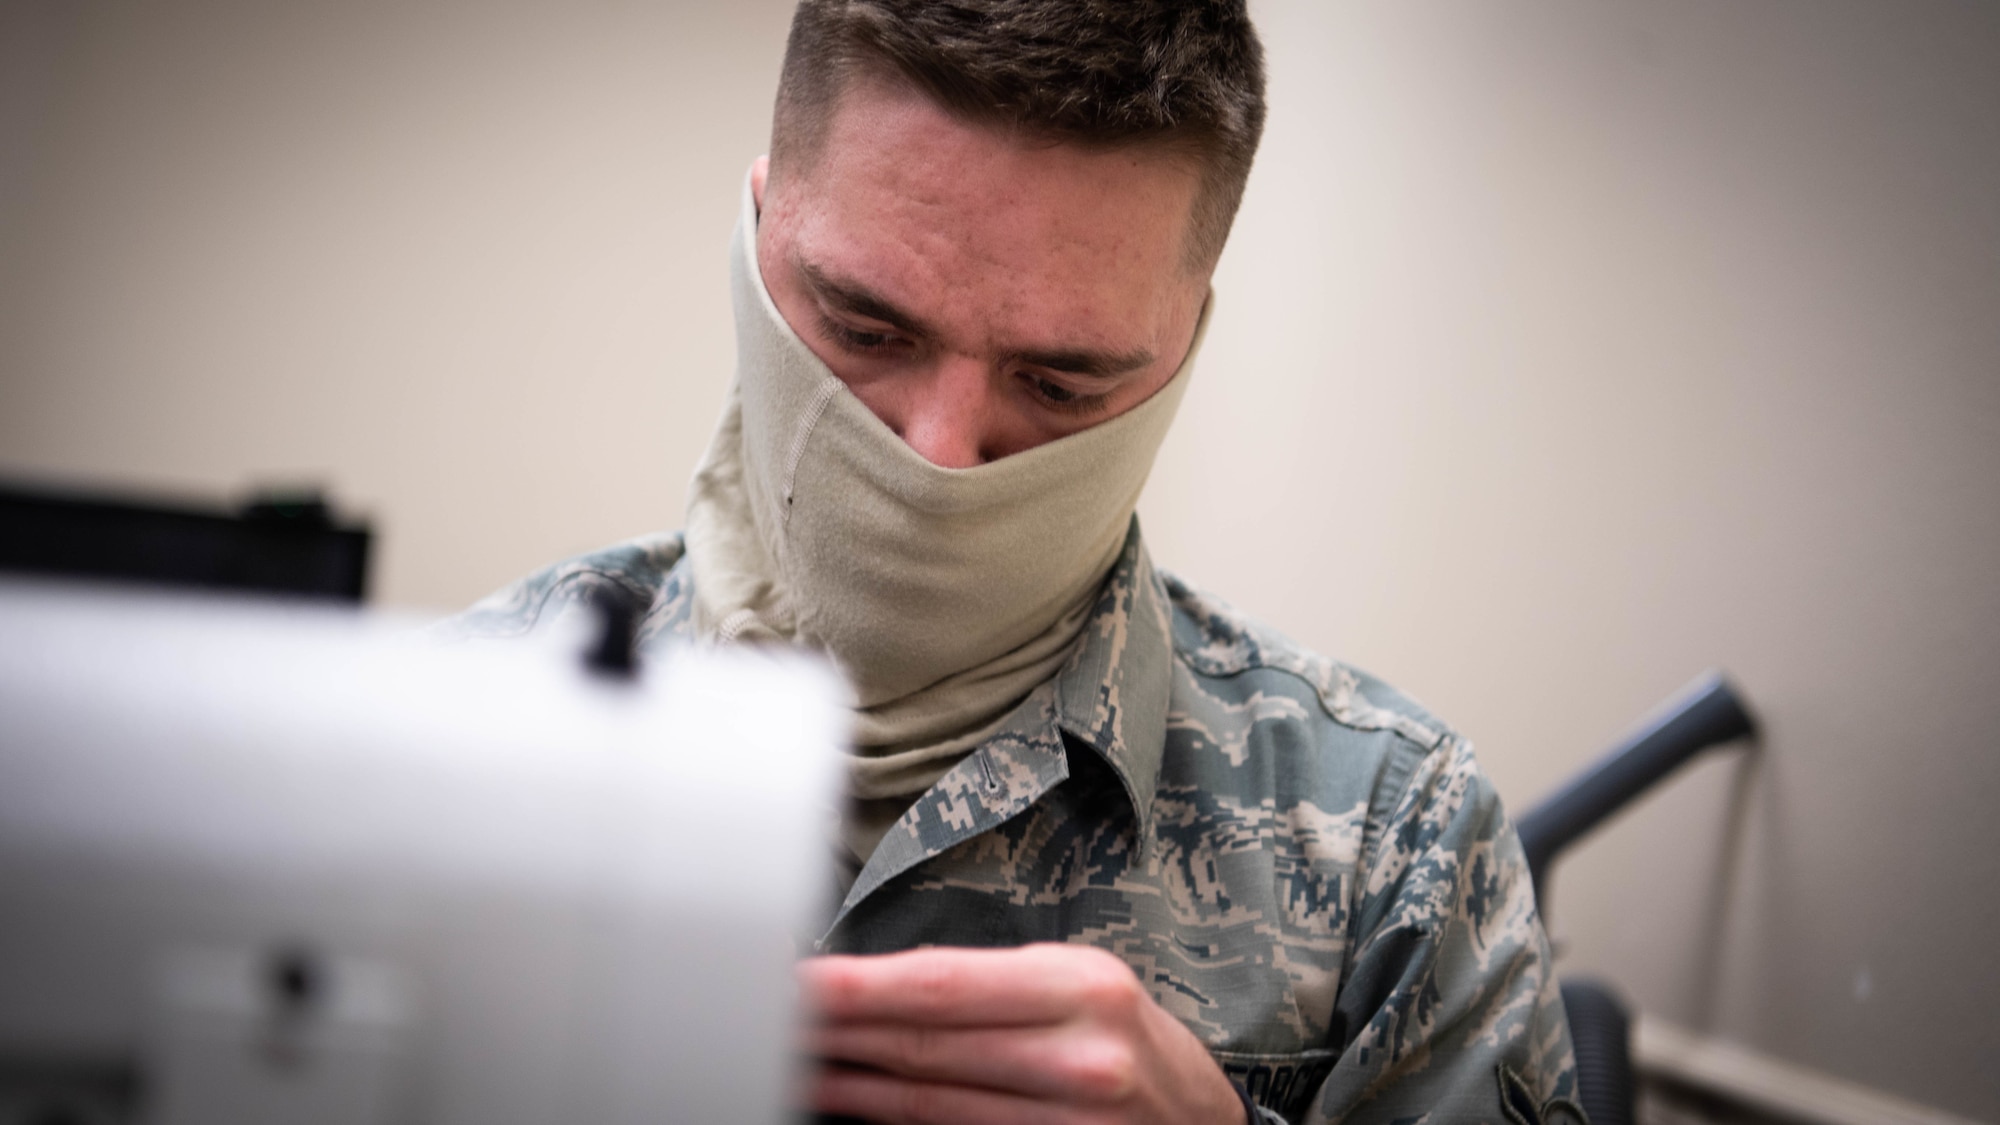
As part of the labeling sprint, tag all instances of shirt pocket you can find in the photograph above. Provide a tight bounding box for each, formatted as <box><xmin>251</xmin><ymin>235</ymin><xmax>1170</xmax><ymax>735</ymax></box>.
<box><xmin>1211</xmin><ymin>1048</ymin><xmax>1338</xmax><ymax>1123</ymax></box>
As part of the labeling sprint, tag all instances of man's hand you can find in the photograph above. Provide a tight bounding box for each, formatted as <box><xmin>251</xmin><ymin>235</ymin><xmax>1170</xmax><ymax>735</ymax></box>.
<box><xmin>799</xmin><ymin>943</ymin><xmax>1248</xmax><ymax>1125</ymax></box>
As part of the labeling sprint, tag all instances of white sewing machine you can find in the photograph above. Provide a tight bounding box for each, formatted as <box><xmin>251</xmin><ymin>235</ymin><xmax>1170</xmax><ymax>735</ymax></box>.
<box><xmin>0</xmin><ymin>581</ymin><xmax>845</xmax><ymax>1125</ymax></box>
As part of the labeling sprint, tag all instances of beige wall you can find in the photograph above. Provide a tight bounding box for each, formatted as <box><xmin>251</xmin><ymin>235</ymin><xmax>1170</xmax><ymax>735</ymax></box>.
<box><xmin>1161</xmin><ymin>4</ymin><xmax>1999</xmax><ymax>1119</ymax></box>
<box><xmin>0</xmin><ymin>0</ymin><xmax>795</xmax><ymax>605</ymax></box>
<box><xmin>4</xmin><ymin>0</ymin><xmax>1996</xmax><ymax>1118</ymax></box>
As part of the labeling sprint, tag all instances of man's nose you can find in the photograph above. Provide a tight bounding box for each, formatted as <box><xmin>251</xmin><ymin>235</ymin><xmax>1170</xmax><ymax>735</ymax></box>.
<box><xmin>892</xmin><ymin>356</ymin><xmax>997</xmax><ymax>469</ymax></box>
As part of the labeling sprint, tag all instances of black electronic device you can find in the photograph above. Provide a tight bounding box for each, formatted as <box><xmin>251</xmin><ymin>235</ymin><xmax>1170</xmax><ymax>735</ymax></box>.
<box><xmin>0</xmin><ymin>480</ymin><xmax>371</xmax><ymax>601</ymax></box>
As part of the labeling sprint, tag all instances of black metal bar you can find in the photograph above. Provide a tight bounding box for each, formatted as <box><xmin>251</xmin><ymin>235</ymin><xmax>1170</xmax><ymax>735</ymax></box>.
<box><xmin>1517</xmin><ymin>671</ymin><xmax>1756</xmax><ymax>913</ymax></box>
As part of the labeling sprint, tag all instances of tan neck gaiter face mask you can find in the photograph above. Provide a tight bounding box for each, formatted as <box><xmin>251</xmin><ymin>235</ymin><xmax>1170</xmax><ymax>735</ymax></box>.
<box><xmin>686</xmin><ymin>176</ymin><xmax>1207</xmax><ymax>800</ymax></box>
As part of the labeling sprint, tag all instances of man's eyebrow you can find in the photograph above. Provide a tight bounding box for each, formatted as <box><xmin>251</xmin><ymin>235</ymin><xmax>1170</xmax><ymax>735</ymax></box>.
<box><xmin>1009</xmin><ymin>344</ymin><xmax>1156</xmax><ymax>380</ymax></box>
<box><xmin>797</xmin><ymin>258</ymin><xmax>935</xmax><ymax>339</ymax></box>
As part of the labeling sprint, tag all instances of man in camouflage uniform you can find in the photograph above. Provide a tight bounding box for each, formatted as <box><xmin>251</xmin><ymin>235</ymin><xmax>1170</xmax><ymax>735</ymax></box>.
<box><xmin>451</xmin><ymin>2</ymin><xmax>1581</xmax><ymax>1122</ymax></box>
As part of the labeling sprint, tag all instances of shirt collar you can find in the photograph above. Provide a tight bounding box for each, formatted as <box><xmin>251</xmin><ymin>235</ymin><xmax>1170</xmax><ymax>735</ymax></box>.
<box><xmin>1051</xmin><ymin>516</ymin><xmax>1174</xmax><ymax>842</ymax></box>
<box><xmin>818</xmin><ymin>517</ymin><xmax>1175</xmax><ymax>935</ymax></box>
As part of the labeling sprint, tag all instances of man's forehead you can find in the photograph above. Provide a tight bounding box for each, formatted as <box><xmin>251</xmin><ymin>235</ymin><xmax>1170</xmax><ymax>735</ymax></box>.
<box><xmin>777</xmin><ymin>79</ymin><xmax>1204</xmax><ymax>278</ymax></box>
<box><xmin>769</xmin><ymin>88</ymin><xmax>1202</xmax><ymax>344</ymax></box>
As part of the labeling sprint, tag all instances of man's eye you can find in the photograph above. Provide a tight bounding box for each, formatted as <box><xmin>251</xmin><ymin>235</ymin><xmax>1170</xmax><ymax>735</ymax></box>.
<box><xmin>1022</xmin><ymin>373</ymin><xmax>1110</xmax><ymax>415</ymax></box>
<box><xmin>1032</xmin><ymin>377</ymin><xmax>1078</xmax><ymax>404</ymax></box>
<box><xmin>825</xmin><ymin>321</ymin><xmax>899</xmax><ymax>351</ymax></box>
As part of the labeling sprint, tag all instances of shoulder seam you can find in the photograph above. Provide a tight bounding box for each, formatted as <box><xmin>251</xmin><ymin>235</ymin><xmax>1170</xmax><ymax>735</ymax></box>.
<box><xmin>1157</xmin><ymin>568</ymin><xmax>1449</xmax><ymax>750</ymax></box>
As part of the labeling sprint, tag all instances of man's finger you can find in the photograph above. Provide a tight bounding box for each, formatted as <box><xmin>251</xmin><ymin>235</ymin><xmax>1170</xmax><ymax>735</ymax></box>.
<box><xmin>810</xmin><ymin>1064</ymin><xmax>1097</xmax><ymax>1125</ymax></box>
<box><xmin>811</xmin><ymin>1022</ymin><xmax>1136</xmax><ymax>1103</ymax></box>
<box><xmin>802</xmin><ymin>942</ymin><xmax>1142</xmax><ymax>1027</ymax></box>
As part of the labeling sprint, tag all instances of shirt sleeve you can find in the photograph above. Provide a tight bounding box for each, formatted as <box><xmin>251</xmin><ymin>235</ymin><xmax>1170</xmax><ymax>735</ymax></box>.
<box><xmin>431</xmin><ymin>533</ymin><xmax>687</xmax><ymax>643</ymax></box>
<box><xmin>1309</xmin><ymin>735</ymin><xmax>1584</xmax><ymax>1125</ymax></box>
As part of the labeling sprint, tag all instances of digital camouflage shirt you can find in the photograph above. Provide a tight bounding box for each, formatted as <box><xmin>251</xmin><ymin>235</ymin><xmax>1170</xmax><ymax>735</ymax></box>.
<box><xmin>447</xmin><ymin>521</ymin><xmax>1583</xmax><ymax>1125</ymax></box>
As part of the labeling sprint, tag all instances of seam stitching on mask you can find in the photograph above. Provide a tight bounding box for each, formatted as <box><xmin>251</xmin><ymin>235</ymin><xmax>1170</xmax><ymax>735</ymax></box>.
<box><xmin>781</xmin><ymin>379</ymin><xmax>839</xmax><ymax>520</ymax></box>
<box><xmin>716</xmin><ymin>607</ymin><xmax>757</xmax><ymax>643</ymax></box>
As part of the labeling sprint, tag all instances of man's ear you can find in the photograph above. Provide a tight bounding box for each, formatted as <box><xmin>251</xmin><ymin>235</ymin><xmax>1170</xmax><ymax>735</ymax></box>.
<box><xmin>751</xmin><ymin>155</ymin><xmax>770</xmax><ymax>214</ymax></box>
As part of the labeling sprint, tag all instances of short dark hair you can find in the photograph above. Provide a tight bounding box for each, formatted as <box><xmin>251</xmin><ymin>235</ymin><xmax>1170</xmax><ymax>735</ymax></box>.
<box><xmin>770</xmin><ymin>0</ymin><xmax>1266</xmax><ymax>271</ymax></box>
